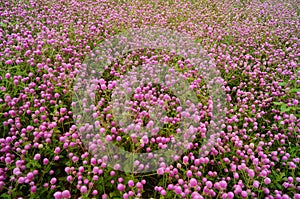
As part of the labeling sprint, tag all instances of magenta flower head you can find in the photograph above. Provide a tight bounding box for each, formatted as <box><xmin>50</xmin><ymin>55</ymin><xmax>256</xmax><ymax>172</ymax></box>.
<box><xmin>186</xmin><ymin>170</ymin><xmax>193</xmax><ymax>178</ymax></box>
<box><xmin>183</xmin><ymin>156</ymin><xmax>189</xmax><ymax>164</ymax></box>
<box><xmin>174</xmin><ymin>186</ymin><xmax>182</xmax><ymax>194</ymax></box>
<box><xmin>5</xmin><ymin>73</ymin><xmax>11</xmax><ymax>79</ymax></box>
<box><xmin>53</xmin><ymin>191</ymin><xmax>62</xmax><ymax>199</ymax></box>
<box><xmin>219</xmin><ymin>180</ymin><xmax>227</xmax><ymax>190</ymax></box>
<box><xmin>5</xmin><ymin>60</ymin><xmax>13</xmax><ymax>65</ymax></box>
<box><xmin>191</xmin><ymin>192</ymin><xmax>203</xmax><ymax>199</ymax></box>
<box><xmin>241</xmin><ymin>191</ymin><xmax>248</xmax><ymax>198</ymax></box>
<box><xmin>157</xmin><ymin>168</ymin><xmax>164</xmax><ymax>175</ymax></box>
<box><xmin>248</xmin><ymin>169</ymin><xmax>255</xmax><ymax>178</ymax></box>
<box><xmin>54</xmin><ymin>147</ymin><xmax>61</xmax><ymax>154</ymax></box>
<box><xmin>260</xmin><ymin>170</ymin><xmax>267</xmax><ymax>177</ymax></box>
<box><xmin>26</xmin><ymin>172</ymin><xmax>34</xmax><ymax>181</ymax></box>
<box><xmin>253</xmin><ymin>180</ymin><xmax>260</xmax><ymax>188</ymax></box>
<box><xmin>294</xmin><ymin>194</ymin><xmax>300</xmax><ymax>199</ymax></box>
<box><xmin>18</xmin><ymin>177</ymin><xmax>25</xmax><ymax>184</ymax></box>
<box><xmin>30</xmin><ymin>186</ymin><xmax>37</xmax><ymax>193</ymax></box>
<box><xmin>62</xmin><ymin>190</ymin><xmax>71</xmax><ymax>198</ymax></box>
<box><xmin>227</xmin><ymin>192</ymin><xmax>234</xmax><ymax>199</ymax></box>
<box><xmin>43</xmin><ymin>158</ymin><xmax>49</xmax><ymax>165</ymax></box>
<box><xmin>128</xmin><ymin>180</ymin><xmax>134</xmax><ymax>187</ymax></box>
<box><xmin>34</xmin><ymin>154</ymin><xmax>41</xmax><ymax>160</ymax></box>
<box><xmin>92</xmin><ymin>190</ymin><xmax>98</xmax><ymax>196</ymax></box>
<box><xmin>136</xmin><ymin>182</ymin><xmax>143</xmax><ymax>189</ymax></box>
<box><xmin>79</xmin><ymin>166</ymin><xmax>84</xmax><ymax>172</ymax></box>
<box><xmin>102</xmin><ymin>194</ymin><xmax>108</xmax><ymax>199</ymax></box>
<box><xmin>189</xmin><ymin>178</ymin><xmax>197</xmax><ymax>187</ymax></box>
<box><xmin>117</xmin><ymin>184</ymin><xmax>125</xmax><ymax>191</ymax></box>
<box><xmin>264</xmin><ymin>177</ymin><xmax>271</xmax><ymax>185</ymax></box>
<box><xmin>50</xmin><ymin>178</ymin><xmax>57</xmax><ymax>184</ymax></box>
<box><xmin>206</xmin><ymin>181</ymin><xmax>212</xmax><ymax>188</ymax></box>
<box><xmin>80</xmin><ymin>185</ymin><xmax>88</xmax><ymax>194</ymax></box>
<box><xmin>123</xmin><ymin>193</ymin><xmax>129</xmax><ymax>199</ymax></box>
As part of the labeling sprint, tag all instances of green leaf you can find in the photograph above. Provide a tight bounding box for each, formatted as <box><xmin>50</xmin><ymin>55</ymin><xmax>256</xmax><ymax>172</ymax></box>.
<box><xmin>280</xmin><ymin>104</ymin><xmax>291</xmax><ymax>114</ymax></box>
<box><xmin>276</xmin><ymin>183</ymin><xmax>283</xmax><ymax>189</ymax></box>
<box><xmin>288</xmin><ymin>88</ymin><xmax>300</xmax><ymax>93</ymax></box>
<box><xmin>273</xmin><ymin>102</ymin><xmax>283</xmax><ymax>105</ymax></box>
<box><xmin>0</xmin><ymin>22</ymin><xmax>7</xmax><ymax>28</ymax></box>
<box><xmin>109</xmin><ymin>192</ymin><xmax>120</xmax><ymax>198</ymax></box>
<box><xmin>0</xmin><ymin>193</ymin><xmax>11</xmax><ymax>199</ymax></box>
<box><xmin>278</xmin><ymin>82</ymin><xmax>286</xmax><ymax>86</ymax></box>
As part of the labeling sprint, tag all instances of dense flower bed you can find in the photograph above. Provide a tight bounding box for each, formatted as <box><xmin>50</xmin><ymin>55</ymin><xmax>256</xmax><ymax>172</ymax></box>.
<box><xmin>0</xmin><ymin>0</ymin><xmax>299</xmax><ymax>198</ymax></box>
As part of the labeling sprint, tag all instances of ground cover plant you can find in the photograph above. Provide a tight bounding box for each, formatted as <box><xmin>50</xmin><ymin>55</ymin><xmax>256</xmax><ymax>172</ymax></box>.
<box><xmin>0</xmin><ymin>0</ymin><xmax>299</xmax><ymax>198</ymax></box>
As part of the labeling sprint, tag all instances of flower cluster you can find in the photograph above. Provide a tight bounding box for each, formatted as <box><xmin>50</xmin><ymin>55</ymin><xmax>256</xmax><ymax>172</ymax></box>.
<box><xmin>0</xmin><ymin>0</ymin><xmax>299</xmax><ymax>198</ymax></box>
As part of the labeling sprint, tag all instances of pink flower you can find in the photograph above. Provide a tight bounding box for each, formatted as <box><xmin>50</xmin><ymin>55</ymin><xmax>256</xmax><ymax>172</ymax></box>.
<box><xmin>157</xmin><ymin>168</ymin><xmax>164</xmax><ymax>175</ymax></box>
<box><xmin>34</xmin><ymin>154</ymin><xmax>41</xmax><ymax>160</ymax></box>
<box><xmin>106</xmin><ymin>135</ymin><xmax>112</xmax><ymax>142</ymax></box>
<box><xmin>50</xmin><ymin>178</ymin><xmax>57</xmax><ymax>184</ymax></box>
<box><xmin>30</xmin><ymin>186</ymin><xmax>37</xmax><ymax>193</ymax></box>
<box><xmin>136</xmin><ymin>182</ymin><xmax>143</xmax><ymax>189</ymax></box>
<box><xmin>174</xmin><ymin>186</ymin><xmax>182</xmax><ymax>194</ymax></box>
<box><xmin>260</xmin><ymin>170</ymin><xmax>267</xmax><ymax>177</ymax></box>
<box><xmin>264</xmin><ymin>177</ymin><xmax>271</xmax><ymax>185</ymax></box>
<box><xmin>186</xmin><ymin>170</ymin><xmax>193</xmax><ymax>178</ymax></box>
<box><xmin>18</xmin><ymin>177</ymin><xmax>25</xmax><ymax>184</ymax></box>
<box><xmin>248</xmin><ymin>169</ymin><xmax>255</xmax><ymax>178</ymax></box>
<box><xmin>27</xmin><ymin>172</ymin><xmax>34</xmax><ymax>180</ymax></box>
<box><xmin>233</xmin><ymin>172</ymin><xmax>239</xmax><ymax>179</ymax></box>
<box><xmin>100</xmin><ymin>128</ymin><xmax>106</xmax><ymax>133</ymax></box>
<box><xmin>43</xmin><ymin>158</ymin><xmax>49</xmax><ymax>165</ymax></box>
<box><xmin>66</xmin><ymin>176</ymin><xmax>72</xmax><ymax>182</ymax></box>
<box><xmin>92</xmin><ymin>190</ymin><xmax>98</xmax><ymax>196</ymax></box>
<box><xmin>189</xmin><ymin>178</ymin><xmax>197</xmax><ymax>187</ymax></box>
<box><xmin>241</xmin><ymin>191</ymin><xmax>248</xmax><ymax>198</ymax></box>
<box><xmin>117</xmin><ymin>184</ymin><xmax>125</xmax><ymax>191</ymax></box>
<box><xmin>53</xmin><ymin>191</ymin><xmax>62</xmax><ymax>199</ymax></box>
<box><xmin>183</xmin><ymin>156</ymin><xmax>189</xmax><ymax>164</ymax></box>
<box><xmin>5</xmin><ymin>60</ymin><xmax>13</xmax><ymax>65</ymax></box>
<box><xmin>128</xmin><ymin>180</ymin><xmax>134</xmax><ymax>187</ymax></box>
<box><xmin>219</xmin><ymin>180</ymin><xmax>227</xmax><ymax>190</ymax></box>
<box><xmin>206</xmin><ymin>181</ymin><xmax>212</xmax><ymax>188</ymax></box>
<box><xmin>294</xmin><ymin>194</ymin><xmax>300</xmax><ymax>199</ymax></box>
<box><xmin>5</xmin><ymin>73</ymin><xmax>10</xmax><ymax>79</ymax></box>
<box><xmin>80</xmin><ymin>185</ymin><xmax>87</xmax><ymax>194</ymax></box>
<box><xmin>253</xmin><ymin>180</ymin><xmax>260</xmax><ymax>188</ymax></box>
<box><xmin>123</xmin><ymin>193</ymin><xmax>129</xmax><ymax>199</ymax></box>
<box><xmin>227</xmin><ymin>192</ymin><xmax>234</xmax><ymax>199</ymax></box>
<box><xmin>62</xmin><ymin>190</ymin><xmax>71</xmax><ymax>198</ymax></box>
<box><xmin>79</xmin><ymin>166</ymin><xmax>84</xmax><ymax>172</ymax></box>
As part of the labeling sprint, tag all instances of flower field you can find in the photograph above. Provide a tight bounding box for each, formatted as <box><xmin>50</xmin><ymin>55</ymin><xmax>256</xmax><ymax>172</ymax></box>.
<box><xmin>0</xmin><ymin>0</ymin><xmax>299</xmax><ymax>198</ymax></box>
